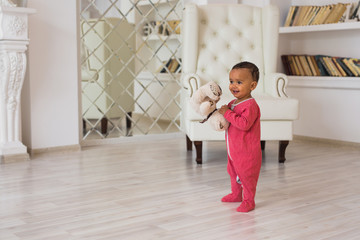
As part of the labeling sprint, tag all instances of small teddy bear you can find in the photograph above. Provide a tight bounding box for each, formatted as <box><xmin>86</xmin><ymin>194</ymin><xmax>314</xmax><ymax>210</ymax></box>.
<box><xmin>190</xmin><ymin>81</ymin><xmax>229</xmax><ymax>131</ymax></box>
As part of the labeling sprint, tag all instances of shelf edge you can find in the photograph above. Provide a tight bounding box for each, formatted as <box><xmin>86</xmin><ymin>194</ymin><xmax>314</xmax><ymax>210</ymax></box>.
<box><xmin>137</xmin><ymin>71</ymin><xmax>181</xmax><ymax>81</ymax></box>
<box><xmin>287</xmin><ymin>76</ymin><xmax>360</xmax><ymax>90</ymax></box>
<box><xmin>279</xmin><ymin>22</ymin><xmax>360</xmax><ymax>34</ymax></box>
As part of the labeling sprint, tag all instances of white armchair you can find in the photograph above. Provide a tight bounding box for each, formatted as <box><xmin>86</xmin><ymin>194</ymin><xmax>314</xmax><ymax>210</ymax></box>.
<box><xmin>181</xmin><ymin>4</ymin><xmax>299</xmax><ymax>164</ymax></box>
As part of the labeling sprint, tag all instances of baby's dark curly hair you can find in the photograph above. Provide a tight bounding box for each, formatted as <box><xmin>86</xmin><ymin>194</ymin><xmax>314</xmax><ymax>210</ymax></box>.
<box><xmin>231</xmin><ymin>61</ymin><xmax>259</xmax><ymax>83</ymax></box>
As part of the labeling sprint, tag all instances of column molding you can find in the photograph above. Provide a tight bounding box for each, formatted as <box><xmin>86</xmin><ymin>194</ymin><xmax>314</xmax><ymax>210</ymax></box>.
<box><xmin>0</xmin><ymin>4</ymin><xmax>35</xmax><ymax>163</ymax></box>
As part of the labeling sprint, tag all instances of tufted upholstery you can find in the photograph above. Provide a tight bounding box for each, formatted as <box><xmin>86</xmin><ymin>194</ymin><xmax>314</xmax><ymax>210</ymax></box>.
<box><xmin>181</xmin><ymin>4</ymin><xmax>299</xmax><ymax>163</ymax></box>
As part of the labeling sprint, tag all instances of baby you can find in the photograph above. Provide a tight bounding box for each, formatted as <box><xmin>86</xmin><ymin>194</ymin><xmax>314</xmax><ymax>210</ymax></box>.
<box><xmin>218</xmin><ymin>61</ymin><xmax>262</xmax><ymax>213</ymax></box>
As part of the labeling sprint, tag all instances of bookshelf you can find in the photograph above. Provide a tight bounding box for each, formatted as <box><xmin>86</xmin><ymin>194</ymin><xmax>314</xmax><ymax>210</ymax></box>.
<box><xmin>135</xmin><ymin>0</ymin><xmax>182</xmax><ymax>76</ymax></box>
<box><xmin>137</xmin><ymin>71</ymin><xmax>181</xmax><ymax>81</ymax></box>
<box><xmin>276</xmin><ymin>0</ymin><xmax>360</xmax><ymax>143</ymax></box>
<box><xmin>136</xmin><ymin>0</ymin><xmax>170</xmax><ymax>6</ymax></box>
<box><xmin>143</xmin><ymin>34</ymin><xmax>181</xmax><ymax>42</ymax></box>
<box><xmin>133</xmin><ymin>0</ymin><xmax>182</xmax><ymax>120</ymax></box>
<box><xmin>279</xmin><ymin>22</ymin><xmax>360</xmax><ymax>85</ymax></box>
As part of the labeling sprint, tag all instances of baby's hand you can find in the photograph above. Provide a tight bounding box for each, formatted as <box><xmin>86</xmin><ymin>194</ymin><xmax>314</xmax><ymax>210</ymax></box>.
<box><xmin>218</xmin><ymin>105</ymin><xmax>229</xmax><ymax>115</ymax></box>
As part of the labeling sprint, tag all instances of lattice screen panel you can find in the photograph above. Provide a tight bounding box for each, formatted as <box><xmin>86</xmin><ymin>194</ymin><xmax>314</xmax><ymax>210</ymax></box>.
<box><xmin>79</xmin><ymin>0</ymin><xmax>182</xmax><ymax>140</ymax></box>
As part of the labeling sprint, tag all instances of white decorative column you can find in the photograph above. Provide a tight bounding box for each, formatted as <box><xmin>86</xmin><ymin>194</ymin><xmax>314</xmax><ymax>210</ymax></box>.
<box><xmin>0</xmin><ymin>0</ymin><xmax>35</xmax><ymax>163</ymax></box>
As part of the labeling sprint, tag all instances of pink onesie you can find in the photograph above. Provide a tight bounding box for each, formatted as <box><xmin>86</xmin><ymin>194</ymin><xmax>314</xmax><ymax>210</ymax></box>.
<box><xmin>223</xmin><ymin>98</ymin><xmax>262</xmax><ymax>212</ymax></box>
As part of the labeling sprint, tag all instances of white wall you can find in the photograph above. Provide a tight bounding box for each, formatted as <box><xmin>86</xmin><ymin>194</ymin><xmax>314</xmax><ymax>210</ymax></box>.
<box><xmin>287</xmin><ymin>86</ymin><xmax>360</xmax><ymax>143</ymax></box>
<box><xmin>19</xmin><ymin>0</ymin><xmax>360</xmax><ymax>151</ymax></box>
<box><xmin>240</xmin><ymin>0</ymin><xmax>269</xmax><ymax>7</ymax></box>
<box><xmin>185</xmin><ymin>0</ymin><xmax>238</xmax><ymax>4</ymax></box>
<box><xmin>22</xmin><ymin>0</ymin><xmax>81</xmax><ymax>150</ymax></box>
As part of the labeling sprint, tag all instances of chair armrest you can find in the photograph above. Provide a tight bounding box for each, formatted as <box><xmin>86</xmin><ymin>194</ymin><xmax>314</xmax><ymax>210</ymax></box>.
<box><xmin>265</xmin><ymin>73</ymin><xmax>289</xmax><ymax>98</ymax></box>
<box><xmin>182</xmin><ymin>73</ymin><xmax>201</xmax><ymax>98</ymax></box>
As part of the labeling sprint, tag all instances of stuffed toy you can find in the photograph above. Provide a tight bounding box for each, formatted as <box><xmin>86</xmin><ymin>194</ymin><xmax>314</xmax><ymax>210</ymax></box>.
<box><xmin>190</xmin><ymin>81</ymin><xmax>229</xmax><ymax>131</ymax></box>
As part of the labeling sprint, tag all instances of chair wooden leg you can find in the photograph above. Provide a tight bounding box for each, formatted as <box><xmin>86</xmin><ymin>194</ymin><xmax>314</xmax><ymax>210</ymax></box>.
<box><xmin>261</xmin><ymin>140</ymin><xmax>266</xmax><ymax>150</ymax></box>
<box><xmin>185</xmin><ymin>136</ymin><xmax>202</xmax><ymax>164</ymax></box>
<box><xmin>101</xmin><ymin>117</ymin><xmax>108</xmax><ymax>134</ymax></box>
<box><xmin>279</xmin><ymin>140</ymin><xmax>289</xmax><ymax>163</ymax></box>
<box><xmin>186</xmin><ymin>135</ymin><xmax>192</xmax><ymax>151</ymax></box>
<box><xmin>194</xmin><ymin>141</ymin><xmax>203</xmax><ymax>164</ymax></box>
<box><xmin>126</xmin><ymin>112</ymin><xmax>132</xmax><ymax>129</ymax></box>
<box><xmin>82</xmin><ymin>119</ymin><xmax>86</xmax><ymax>135</ymax></box>
<box><xmin>126</xmin><ymin>112</ymin><xmax>132</xmax><ymax>136</ymax></box>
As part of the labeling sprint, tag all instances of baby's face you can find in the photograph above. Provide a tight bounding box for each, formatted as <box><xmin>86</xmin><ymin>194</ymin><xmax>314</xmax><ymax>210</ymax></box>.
<box><xmin>229</xmin><ymin>68</ymin><xmax>257</xmax><ymax>102</ymax></box>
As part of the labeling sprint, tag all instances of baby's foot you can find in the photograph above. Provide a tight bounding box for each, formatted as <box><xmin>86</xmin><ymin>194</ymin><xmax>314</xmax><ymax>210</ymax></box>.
<box><xmin>221</xmin><ymin>193</ymin><xmax>242</xmax><ymax>202</ymax></box>
<box><xmin>236</xmin><ymin>201</ymin><xmax>255</xmax><ymax>212</ymax></box>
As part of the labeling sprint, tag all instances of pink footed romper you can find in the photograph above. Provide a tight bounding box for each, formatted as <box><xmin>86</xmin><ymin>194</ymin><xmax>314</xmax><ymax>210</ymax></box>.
<box><xmin>222</xmin><ymin>98</ymin><xmax>262</xmax><ymax>212</ymax></box>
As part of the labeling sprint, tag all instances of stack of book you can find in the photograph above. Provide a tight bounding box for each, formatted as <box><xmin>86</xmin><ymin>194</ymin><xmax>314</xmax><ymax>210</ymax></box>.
<box><xmin>283</xmin><ymin>1</ymin><xmax>360</xmax><ymax>27</ymax></box>
<box><xmin>159</xmin><ymin>58</ymin><xmax>181</xmax><ymax>73</ymax></box>
<box><xmin>143</xmin><ymin>20</ymin><xmax>181</xmax><ymax>36</ymax></box>
<box><xmin>281</xmin><ymin>55</ymin><xmax>360</xmax><ymax>77</ymax></box>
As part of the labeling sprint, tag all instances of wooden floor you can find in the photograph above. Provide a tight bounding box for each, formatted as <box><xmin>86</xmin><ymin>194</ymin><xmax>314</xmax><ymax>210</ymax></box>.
<box><xmin>1</xmin><ymin>136</ymin><xmax>360</xmax><ymax>240</ymax></box>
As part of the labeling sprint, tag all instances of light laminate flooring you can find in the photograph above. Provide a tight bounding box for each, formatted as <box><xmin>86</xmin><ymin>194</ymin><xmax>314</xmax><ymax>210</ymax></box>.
<box><xmin>1</xmin><ymin>136</ymin><xmax>360</xmax><ymax>240</ymax></box>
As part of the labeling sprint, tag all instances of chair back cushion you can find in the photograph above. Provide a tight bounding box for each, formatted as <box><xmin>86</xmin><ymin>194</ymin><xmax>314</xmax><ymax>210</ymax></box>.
<box><xmin>182</xmin><ymin>4</ymin><xmax>280</xmax><ymax>97</ymax></box>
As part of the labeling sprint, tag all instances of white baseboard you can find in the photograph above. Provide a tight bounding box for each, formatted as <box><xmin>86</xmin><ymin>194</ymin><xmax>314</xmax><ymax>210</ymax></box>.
<box><xmin>30</xmin><ymin>144</ymin><xmax>81</xmax><ymax>156</ymax></box>
<box><xmin>294</xmin><ymin>135</ymin><xmax>360</xmax><ymax>148</ymax></box>
<box><xmin>81</xmin><ymin>132</ymin><xmax>185</xmax><ymax>147</ymax></box>
<box><xmin>0</xmin><ymin>153</ymin><xmax>30</xmax><ymax>164</ymax></box>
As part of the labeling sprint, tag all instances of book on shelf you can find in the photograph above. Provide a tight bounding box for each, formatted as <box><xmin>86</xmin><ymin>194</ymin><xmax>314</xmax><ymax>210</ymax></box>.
<box><xmin>350</xmin><ymin>0</ymin><xmax>360</xmax><ymax>20</ymax></box>
<box><xmin>281</xmin><ymin>54</ymin><xmax>360</xmax><ymax>77</ymax></box>
<box><xmin>351</xmin><ymin>59</ymin><xmax>360</xmax><ymax>74</ymax></box>
<box><xmin>323</xmin><ymin>3</ymin><xmax>348</xmax><ymax>24</ymax></box>
<box><xmin>332</xmin><ymin>57</ymin><xmax>347</xmax><ymax>77</ymax></box>
<box><xmin>284</xmin><ymin>6</ymin><xmax>296</xmax><ymax>27</ymax></box>
<box><xmin>281</xmin><ymin>55</ymin><xmax>292</xmax><ymax>75</ymax></box>
<box><xmin>320</xmin><ymin>4</ymin><xmax>336</xmax><ymax>24</ymax></box>
<box><xmin>346</xmin><ymin>58</ymin><xmax>360</xmax><ymax>76</ymax></box>
<box><xmin>328</xmin><ymin>57</ymin><xmax>344</xmax><ymax>76</ymax></box>
<box><xmin>334</xmin><ymin>3</ymin><xmax>349</xmax><ymax>23</ymax></box>
<box><xmin>336</xmin><ymin>58</ymin><xmax>354</xmax><ymax>76</ymax></box>
<box><xmin>292</xmin><ymin>5</ymin><xmax>309</xmax><ymax>26</ymax></box>
<box><xmin>143</xmin><ymin>20</ymin><xmax>181</xmax><ymax>36</ymax></box>
<box><xmin>289</xmin><ymin>6</ymin><xmax>300</xmax><ymax>27</ymax></box>
<box><xmin>342</xmin><ymin>58</ymin><xmax>355</xmax><ymax>76</ymax></box>
<box><xmin>322</xmin><ymin>57</ymin><xmax>337</xmax><ymax>76</ymax></box>
<box><xmin>306</xmin><ymin>55</ymin><xmax>319</xmax><ymax>76</ymax></box>
<box><xmin>283</xmin><ymin>1</ymin><xmax>360</xmax><ymax>27</ymax></box>
<box><xmin>281</xmin><ymin>55</ymin><xmax>298</xmax><ymax>75</ymax></box>
<box><xmin>294</xmin><ymin>55</ymin><xmax>305</xmax><ymax>76</ymax></box>
<box><xmin>159</xmin><ymin>58</ymin><xmax>181</xmax><ymax>73</ymax></box>
<box><xmin>167</xmin><ymin>20</ymin><xmax>181</xmax><ymax>34</ymax></box>
<box><xmin>290</xmin><ymin>55</ymin><xmax>300</xmax><ymax>76</ymax></box>
<box><xmin>304</xmin><ymin>6</ymin><xmax>319</xmax><ymax>25</ymax></box>
<box><xmin>340</xmin><ymin>3</ymin><xmax>354</xmax><ymax>22</ymax></box>
<box><xmin>299</xmin><ymin>55</ymin><xmax>312</xmax><ymax>76</ymax></box>
<box><xmin>301</xmin><ymin>6</ymin><xmax>314</xmax><ymax>26</ymax></box>
<box><xmin>317</xmin><ymin>56</ymin><xmax>332</xmax><ymax>76</ymax></box>
<box><xmin>311</xmin><ymin>5</ymin><xmax>328</xmax><ymax>25</ymax></box>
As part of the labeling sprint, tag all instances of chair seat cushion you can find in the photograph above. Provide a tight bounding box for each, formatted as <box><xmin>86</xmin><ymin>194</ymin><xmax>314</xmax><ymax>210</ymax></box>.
<box><xmin>185</xmin><ymin>93</ymin><xmax>298</xmax><ymax>121</ymax></box>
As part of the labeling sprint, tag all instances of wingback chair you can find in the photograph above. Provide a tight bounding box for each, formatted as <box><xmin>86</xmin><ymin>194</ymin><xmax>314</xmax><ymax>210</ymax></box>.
<box><xmin>181</xmin><ymin>4</ymin><xmax>299</xmax><ymax>164</ymax></box>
